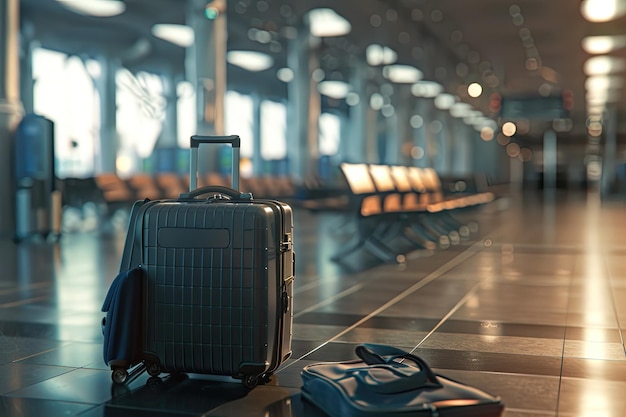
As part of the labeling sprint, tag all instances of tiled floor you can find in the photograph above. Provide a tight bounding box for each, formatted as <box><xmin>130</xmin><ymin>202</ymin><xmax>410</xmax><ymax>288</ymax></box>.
<box><xmin>1</xmin><ymin>189</ymin><xmax>626</xmax><ymax>416</ymax></box>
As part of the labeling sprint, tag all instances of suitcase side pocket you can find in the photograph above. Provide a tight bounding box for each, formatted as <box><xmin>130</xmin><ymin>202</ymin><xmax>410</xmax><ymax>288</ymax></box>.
<box><xmin>101</xmin><ymin>267</ymin><xmax>144</xmax><ymax>369</ymax></box>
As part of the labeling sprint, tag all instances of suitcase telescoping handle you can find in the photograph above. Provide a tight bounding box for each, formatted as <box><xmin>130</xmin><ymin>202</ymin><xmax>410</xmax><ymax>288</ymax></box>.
<box><xmin>189</xmin><ymin>135</ymin><xmax>240</xmax><ymax>191</ymax></box>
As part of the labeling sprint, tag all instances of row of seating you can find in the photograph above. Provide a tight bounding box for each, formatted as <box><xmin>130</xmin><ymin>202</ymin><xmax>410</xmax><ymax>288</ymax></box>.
<box><xmin>331</xmin><ymin>162</ymin><xmax>495</xmax><ymax>266</ymax></box>
<box><xmin>92</xmin><ymin>173</ymin><xmax>297</xmax><ymax>206</ymax></box>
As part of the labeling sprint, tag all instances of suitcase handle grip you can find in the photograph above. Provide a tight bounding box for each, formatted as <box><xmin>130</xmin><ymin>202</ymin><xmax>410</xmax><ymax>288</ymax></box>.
<box><xmin>179</xmin><ymin>185</ymin><xmax>252</xmax><ymax>201</ymax></box>
<box><xmin>189</xmin><ymin>135</ymin><xmax>240</xmax><ymax>191</ymax></box>
<box><xmin>190</xmin><ymin>135</ymin><xmax>240</xmax><ymax>148</ymax></box>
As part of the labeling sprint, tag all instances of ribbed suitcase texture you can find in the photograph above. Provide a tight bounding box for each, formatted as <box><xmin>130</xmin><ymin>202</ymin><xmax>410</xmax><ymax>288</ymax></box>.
<box><xmin>129</xmin><ymin>196</ymin><xmax>294</xmax><ymax>386</ymax></box>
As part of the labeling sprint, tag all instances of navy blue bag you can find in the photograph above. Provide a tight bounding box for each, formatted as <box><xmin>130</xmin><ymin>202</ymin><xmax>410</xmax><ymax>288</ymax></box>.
<box><xmin>301</xmin><ymin>344</ymin><xmax>504</xmax><ymax>417</ymax></box>
<box><xmin>101</xmin><ymin>267</ymin><xmax>144</xmax><ymax>383</ymax></box>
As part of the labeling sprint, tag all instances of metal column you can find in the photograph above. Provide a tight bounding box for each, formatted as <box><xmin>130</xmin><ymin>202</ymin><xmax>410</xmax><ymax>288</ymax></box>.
<box><xmin>0</xmin><ymin>0</ymin><xmax>22</xmax><ymax>238</ymax></box>
<box><xmin>186</xmin><ymin>0</ymin><xmax>227</xmax><ymax>173</ymax></box>
<box><xmin>543</xmin><ymin>129</ymin><xmax>557</xmax><ymax>191</ymax></box>
<box><xmin>251</xmin><ymin>93</ymin><xmax>262</xmax><ymax>175</ymax></box>
<box><xmin>342</xmin><ymin>58</ymin><xmax>367</xmax><ymax>162</ymax></box>
<box><xmin>389</xmin><ymin>85</ymin><xmax>411</xmax><ymax>165</ymax></box>
<box><xmin>95</xmin><ymin>56</ymin><xmax>119</xmax><ymax>174</ymax></box>
<box><xmin>383</xmin><ymin>111</ymin><xmax>399</xmax><ymax>165</ymax></box>
<box><xmin>287</xmin><ymin>18</ymin><xmax>320</xmax><ymax>183</ymax></box>
<box><xmin>601</xmin><ymin>106</ymin><xmax>617</xmax><ymax>197</ymax></box>
<box><xmin>19</xmin><ymin>19</ymin><xmax>34</xmax><ymax>115</ymax></box>
<box><xmin>156</xmin><ymin>72</ymin><xmax>179</xmax><ymax>149</ymax></box>
<box><xmin>450</xmin><ymin>119</ymin><xmax>471</xmax><ymax>176</ymax></box>
<box><xmin>413</xmin><ymin>98</ymin><xmax>429</xmax><ymax>168</ymax></box>
<box><xmin>431</xmin><ymin>112</ymin><xmax>446</xmax><ymax>172</ymax></box>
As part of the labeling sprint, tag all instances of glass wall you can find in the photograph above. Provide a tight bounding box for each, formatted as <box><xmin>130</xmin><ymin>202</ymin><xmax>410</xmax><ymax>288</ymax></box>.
<box><xmin>33</xmin><ymin>48</ymin><xmax>99</xmax><ymax>178</ymax></box>
<box><xmin>32</xmin><ymin>46</ymin><xmax>293</xmax><ymax>179</ymax></box>
<box><xmin>115</xmin><ymin>69</ymin><xmax>164</xmax><ymax>177</ymax></box>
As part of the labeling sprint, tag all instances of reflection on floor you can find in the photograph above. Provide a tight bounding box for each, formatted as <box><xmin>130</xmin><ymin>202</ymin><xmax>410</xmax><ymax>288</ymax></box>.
<box><xmin>1</xmin><ymin>190</ymin><xmax>626</xmax><ymax>416</ymax></box>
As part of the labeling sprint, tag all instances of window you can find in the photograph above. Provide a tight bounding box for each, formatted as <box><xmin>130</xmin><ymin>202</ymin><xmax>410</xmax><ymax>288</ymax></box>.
<box><xmin>177</xmin><ymin>81</ymin><xmax>196</xmax><ymax>149</ymax></box>
<box><xmin>225</xmin><ymin>91</ymin><xmax>254</xmax><ymax>158</ymax></box>
<box><xmin>33</xmin><ymin>48</ymin><xmax>99</xmax><ymax>178</ymax></box>
<box><xmin>319</xmin><ymin>112</ymin><xmax>341</xmax><ymax>156</ymax></box>
<box><xmin>116</xmin><ymin>69</ymin><xmax>165</xmax><ymax>174</ymax></box>
<box><xmin>260</xmin><ymin>100</ymin><xmax>287</xmax><ymax>160</ymax></box>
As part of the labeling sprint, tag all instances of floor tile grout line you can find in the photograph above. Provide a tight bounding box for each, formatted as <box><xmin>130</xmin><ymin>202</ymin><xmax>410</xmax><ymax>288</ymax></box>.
<box><xmin>11</xmin><ymin>341</ymin><xmax>75</xmax><ymax>362</ymax></box>
<box><xmin>278</xmin><ymin>241</ymin><xmax>483</xmax><ymax>372</ymax></box>
<box><xmin>604</xmin><ymin>256</ymin><xmax>626</xmax><ymax>356</ymax></box>
<box><xmin>0</xmin><ymin>282</ymin><xmax>53</xmax><ymax>296</ymax></box>
<box><xmin>293</xmin><ymin>280</ymin><xmax>324</xmax><ymax>295</ymax></box>
<box><xmin>555</xmin><ymin>245</ymin><xmax>582</xmax><ymax>417</ymax></box>
<box><xmin>292</xmin><ymin>283</ymin><xmax>366</xmax><ymax>319</ymax></box>
<box><xmin>0</xmin><ymin>295</ymin><xmax>53</xmax><ymax>308</ymax></box>
<box><xmin>294</xmin><ymin>275</ymin><xmax>363</xmax><ymax>296</ymax></box>
<box><xmin>409</xmin><ymin>281</ymin><xmax>482</xmax><ymax>354</ymax></box>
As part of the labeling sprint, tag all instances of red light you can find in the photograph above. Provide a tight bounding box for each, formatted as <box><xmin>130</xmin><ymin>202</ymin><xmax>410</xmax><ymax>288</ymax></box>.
<box><xmin>562</xmin><ymin>89</ymin><xmax>574</xmax><ymax>111</ymax></box>
<box><xmin>489</xmin><ymin>93</ymin><xmax>502</xmax><ymax>114</ymax></box>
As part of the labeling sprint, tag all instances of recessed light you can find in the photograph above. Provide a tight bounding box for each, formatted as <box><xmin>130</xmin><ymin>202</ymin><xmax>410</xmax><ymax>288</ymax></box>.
<box><xmin>382</xmin><ymin>65</ymin><xmax>423</xmax><ymax>83</ymax></box>
<box><xmin>56</xmin><ymin>0</ymin><xmax>125</xmax><ymax>17</ymax></box>
<box><xmin>151</xmin><ymin>24</ymin><xmax>194</xmax><ymax>47</ymax></box>
<box><xmin>582</xmin><ymin>35</ymin><xmax>626</xmax><ymax>54</ymax></box>
<box><xmin>227</xmin><ymin>51</ymin><xmax>274</xmax><ymax>72</ymax></box>
<box><xmin>580</xmin><ymin>0</ymin><xmax>626</xmax><ymax>22</ymax></box>
<box><xmin>307</xmin><ymin>8</ymin><xmax>351</xmax><ymax>37</ymax></box>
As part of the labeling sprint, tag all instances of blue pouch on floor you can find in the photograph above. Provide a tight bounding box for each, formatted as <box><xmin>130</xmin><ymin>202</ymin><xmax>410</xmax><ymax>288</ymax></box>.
<box><xmin>101</xmin><ymin>267</ymin><xmax>144</xmax><ymax>368</ymax></box>
<box><xmin>301</xmin><ymin>344</ymin><xmax>504</xmax><ymax>417</ymax></box>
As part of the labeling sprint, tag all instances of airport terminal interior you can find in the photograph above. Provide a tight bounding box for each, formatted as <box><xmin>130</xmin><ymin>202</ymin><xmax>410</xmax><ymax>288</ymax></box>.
<box><xmin>1</xmin><ymin>0</ymin><xmax>626</xmax><ymax>416</ymax></box>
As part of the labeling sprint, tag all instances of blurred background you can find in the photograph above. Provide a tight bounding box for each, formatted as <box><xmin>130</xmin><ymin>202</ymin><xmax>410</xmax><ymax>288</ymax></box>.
<box><xmin>1</xmin><ymin>0</ymin><xmax>626</xmax><ymax>239</ymax></box>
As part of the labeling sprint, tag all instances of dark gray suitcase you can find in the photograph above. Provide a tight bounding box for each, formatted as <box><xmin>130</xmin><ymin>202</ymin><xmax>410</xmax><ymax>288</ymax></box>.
<box><xmin>121</xmin><ymin>135</ymin><xmax>294</xmax><ymax>388</ymax></box>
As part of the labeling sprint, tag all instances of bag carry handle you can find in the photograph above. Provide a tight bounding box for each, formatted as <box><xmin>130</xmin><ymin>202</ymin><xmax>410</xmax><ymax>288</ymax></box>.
<box><xmin>179</xmin><ymin>185</ymin><xmax>252</xmax><ymax>201</ymax></box>
<box><xmin>353</xmin><ymin>344</ymin><xmax>442</xmax><ymax>394</ymax></box>
<box><xmin>189</xmin><ymin>135</ymin><xmax>240</xmax><ymax>191</ymax></box>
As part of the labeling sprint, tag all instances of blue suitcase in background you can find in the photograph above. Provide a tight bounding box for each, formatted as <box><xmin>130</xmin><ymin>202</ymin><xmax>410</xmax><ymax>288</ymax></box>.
<box><xmin>102</xmin><ymin>135</ymin><xmax>295</xmax><ymax>387</ymax></box>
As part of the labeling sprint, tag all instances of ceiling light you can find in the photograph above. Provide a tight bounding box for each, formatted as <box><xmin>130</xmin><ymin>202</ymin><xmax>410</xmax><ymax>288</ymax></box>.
<box><xmin>467</xmin><ymin>82</ymin><xmax>483</xmax><ymax>98</ymax></box>
<box><xmin>480</xmin><ymin>126</ymin><xmax>495</xmax><ymax>141</ymax></box>
<box><xmin>227</xmin><ymin>51</ymin><xmax>274</xmax><ymax>72</ymax></box>
<box><xmin>582</xmin><ymin>35</ymin><xmax>626</xmax><ymax>54</ymax></box>
<box><xmin>540</xmin><ymin>67</ymin><xmax>559</xmax><ymax>83</ymax></box>
<box><xmin>587</xmin><ymin>91</ymin><xmax>621</xmax><ymax>104</ymax></box>
<box><xmin>410</xmin><ymin>115</ymin><xmax>424</xmax><ymax>128</ymax></box>
<box><xmin>580</xmin><ymin>0</ymin><xmax>626</xmax><ymax>22</ymax></box>
<box><xmin>584</xmin><ymin>55</ymin><xmax>626</xmax><ymax>75</ymax></box>
<box><xmin>317</xmin><ymin>80</ymin><xmax>349</xmax><ymax>99</ymax></box>
<box><xmin>411</xmin><ymin>81</ymin><xmax>443</xmax><ymax>98</ymax></box>
<box><xmin>434</xmin><ymin>94</ymin><xmax>456</xmax><ymax>110</ymax></box>
<box><xmin>502</xmin><ymin>121</ymin><xmax>517</xmax><ymax>137</ymax></box>
<box><xmin>463</xmin><ymin>116</ymin><xmax>479</xmax><ymax>125</ymax></box>
<box><xmin>276</xmin><ymin>67</ymin><xmax>294</xmax><ymax>83</ymax></box>
<box><xmin>366</xmin><ymin>44</ymin><xmax>397</xmax><ymax>66</ymax></box>
<box><xmin>370</xmin><ymin>93</ymin><xmax>384</xmax><ymax>110</ymax></box>
<box><xmin>468</xmin><ymin>116</ymin><xmax>491</xmax><ymax>127</ymax></box>
<box><xmin>585</xmin><ymin>75</ymin><xmax>624</xmax><ymax>91</ymax></box>
<box><xmin>346</xmin><ymin>92</ymin><xmax>360</xmax><ymax>106</ymax></box>
<box><xmin>382</xmin><ymin>65</ymin><xmax>423</xmax><ymax>83</ymax></box>
<box><xmin>307</xmin><ymin>8</ymin><xmax>351</xmax><ymax>37</ymax></box>
<box><xmin>450</xmin><ymin>102</ymin><xmax>472</xmax><ymax>118</ymax></box>
<box><xmin>463</xmin><ymin>111</ymin><xmax>488</xmax><ymax>126</ymax></box>
<box><xmin>587</xmin><ymin>103</ymin><xmax>606</xmax><ymax>115</ymax></box>
<box><xmin>56</xmin><ymin>0</ymin><xmax>125</xmax><ymax>17</ymax></box>
<box><xmin>151</xmin><ymin>24</ymin><xmax>194</xmax><ymax>47</ymax></box>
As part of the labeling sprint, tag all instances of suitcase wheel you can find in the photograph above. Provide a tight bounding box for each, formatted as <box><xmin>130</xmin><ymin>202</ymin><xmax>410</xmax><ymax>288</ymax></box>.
<box><xmin>242</xmin><ymin>374</ymin><xmax>259</xmax><ymax>389</ymax></box>
<box><xmin>111</xmin><ymin>368</ymin><xmax>128</xmax><ymax>384</ymax></box>
<box><xmin>146</xmin><ymin>361</ymin><xmax>161</xmax><ymax>377</ymax></box>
